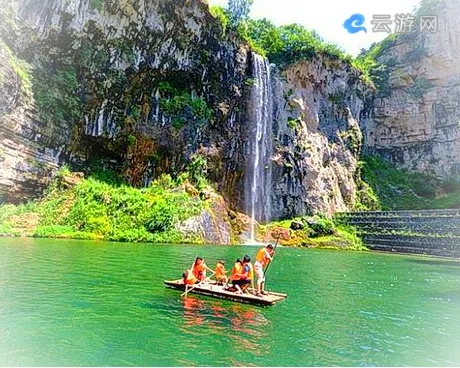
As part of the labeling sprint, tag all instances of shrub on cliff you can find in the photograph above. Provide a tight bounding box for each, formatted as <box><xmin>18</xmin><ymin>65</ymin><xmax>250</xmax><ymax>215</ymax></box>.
<box><xmin>209</xmin><ymin>6</ymin><xmax>230</xmax><ymax>36</ymax></box>
<box><xmin>355</xmin><ymin>180</ymin><xmax>381</xmax><ymax>211</ymax></box>
<box><xmin>306</xmin><ymin>216</ymin><xmax>336</xmax><ymax>238</ymax></box>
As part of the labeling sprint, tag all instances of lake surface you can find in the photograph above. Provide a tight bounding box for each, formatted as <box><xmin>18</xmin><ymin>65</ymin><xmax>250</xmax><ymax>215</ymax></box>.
<box><xmin>0</xmin><ymin>238</ymin><xmax>459</xmax><ymax>366</ymax></box>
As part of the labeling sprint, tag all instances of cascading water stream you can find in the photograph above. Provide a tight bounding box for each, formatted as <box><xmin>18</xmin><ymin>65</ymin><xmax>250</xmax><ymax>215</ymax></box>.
<box><xmin>245</xmin><ymin>53</ymin><xmax>273</xmax><ymax>241</ymax></box>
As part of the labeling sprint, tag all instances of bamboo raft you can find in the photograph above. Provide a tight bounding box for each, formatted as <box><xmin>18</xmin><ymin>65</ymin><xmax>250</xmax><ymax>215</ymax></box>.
<box><xmin>164</xmin><ymin>280</ymin><xmax>288</xmax><ymax>307</ymax></box>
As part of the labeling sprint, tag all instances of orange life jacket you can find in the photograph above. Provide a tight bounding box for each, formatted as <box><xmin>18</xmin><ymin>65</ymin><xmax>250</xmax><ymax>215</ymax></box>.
<box><xmin>256</xmin><ymin>248</ymin><xmax>272</xmax><ymax>267</ymax></box>
<box><xmin>237</xmin><ymin>263</ymin><xmax>251</xmax><ymax>281</ymax></box>
<box><xmin>184</xmin><ymin>271</ymin><xmax>197</xmax><ymax>285</ymax></box>
<box><xmin>192</xmin><ymin>262</ymin><xmax>206</xmax><ymax>279</ymax></box>
<box><xmin>230</xmin><ymin>262</ymin><xmax>243</xmax><ymax>280</ymax></box>
<box><xmin>215</xmin><ymin>263</ymin><xmax>226</xmax><ymax>278</ymax></box>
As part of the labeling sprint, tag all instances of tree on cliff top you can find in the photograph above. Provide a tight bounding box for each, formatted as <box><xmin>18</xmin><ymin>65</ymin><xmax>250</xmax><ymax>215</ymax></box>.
<box><xmin>227</xmin><ymin>0</ymin><xmax>254</xmax><ymax>25</ymax></box>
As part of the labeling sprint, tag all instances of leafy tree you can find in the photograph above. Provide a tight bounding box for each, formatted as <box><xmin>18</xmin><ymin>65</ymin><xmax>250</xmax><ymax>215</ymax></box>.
<box><xmin>227</xmin><ymin>0</ymin><xmax>254</xmax><ymax>25</ymax></box>
<box><xmin>209</xmin><ymin>6</ymin><xmax>230</xmax><ymax>35</ymax></box>
<box><xmin>244</xmin><ymin>19</ymin><xmax>347</xmax><ymax>66</ymax></box>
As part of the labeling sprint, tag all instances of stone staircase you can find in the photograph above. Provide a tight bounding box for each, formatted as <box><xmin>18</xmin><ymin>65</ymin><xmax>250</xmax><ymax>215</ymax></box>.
<box><xmin>335</xmin><ymin>209</ymin><xmax>460</xmax><ymax>258</ymax></box>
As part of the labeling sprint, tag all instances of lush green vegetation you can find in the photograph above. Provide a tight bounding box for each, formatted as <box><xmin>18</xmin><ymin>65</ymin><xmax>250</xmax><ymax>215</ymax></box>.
<box><xmin>308</xmin><ymin>225</ymin><xmax>366</xmax><ymax>250</ymax></box>
<box><xmin>359</xmin><ymin>155</ymin><xmax>460</xmax><ymax>210</ymax></box>
<box><xmin>0</xmin><ymin>168</ymin><xmax>207</xmax><ymax>243</ymax></box>
<box><xmin>209</xmin><ymin>2</ymin><xmax>356</xmax><ymax>69</ymax></box>
<box><xmin>353</xmin><ymin>34</ymin><xmax>399</xmax><ymax>90</ymax></box>
<box><xmin>261</xmin><ymin>215</ymin><xmax>366</xmax><ymax>251</ymax></box>
<box><xmin>1</xmin><ymin>41</ymin><xmax>32</xmax><ymax>93</ymax></box>
<box><xmin>158</xmin><ymin>82</ymin><xmax>213</xmax><ymax>130</ymax></box>
<box><xmin>354</xmin><ymin>179</ymin><xmax>381</xmax><ymax>211</ymax></box>
<box><xmin>243</xmin><ymin>20</ymin><xmax>352</xmax><ymax>67</ymax></box>
<box><xmin>32</xmin><ymin>65</ymin><xmax>82</xmax><ymax>128</ymax></box>
<box><xmin>209</xmin><ymin>6</ymin><xmax>230</xmax><ymax>36</ymax></box>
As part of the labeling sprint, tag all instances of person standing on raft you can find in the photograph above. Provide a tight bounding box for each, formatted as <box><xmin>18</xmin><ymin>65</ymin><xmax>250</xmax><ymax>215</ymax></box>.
<box><xmin>254</xmin><ymin>244</ymin><xmax>274</xmax><ymax>295</ymax></box>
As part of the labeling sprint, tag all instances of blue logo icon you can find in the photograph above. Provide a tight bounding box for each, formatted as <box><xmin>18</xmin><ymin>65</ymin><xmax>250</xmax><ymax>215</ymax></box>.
<box><xmin>343</xmin><ymin>14</ymin><xmax>367</xmax><ymax>34</ymax></box>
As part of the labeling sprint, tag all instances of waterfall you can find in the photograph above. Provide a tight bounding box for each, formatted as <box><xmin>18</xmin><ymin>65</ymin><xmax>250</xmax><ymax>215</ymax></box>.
<box><xmin>245</xmin><ymin>53</ymin><xmax>273</xmax><ymax>241</ymax></box>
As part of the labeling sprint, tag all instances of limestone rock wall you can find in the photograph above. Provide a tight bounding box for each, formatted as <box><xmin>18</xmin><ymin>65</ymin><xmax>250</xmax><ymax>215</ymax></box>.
<box><xmin>0</xmin><ymin>0</ymin><xmax>407</xmax><ymax>220</ymax></box>
<box><xmin>0</xmin><ymin>0</ymin><xmax>250</xmax><ymax>204</ymax></box>
<box><xmin>0</xmin><ymin>44</ymin><xmax>60</xmax><ymax>202</ymax></box>
<box><xmin>363</xmin><ymin>0</ymin><xmax>460</xmax><ymax>178</ymax></box>
<box><xmin>0</xmin><ymin>0</ymin><xmax>376</xmax><ymax>218</ymax></box>
<box><xmin>271</xmin><ymin>58</ymin><xmax>373</xmax><ymax>218</ymax></box>
<box><xmin>176</xmin><ymin>192</ymin><xmax>233</xmax><ymax>245</ymax></box>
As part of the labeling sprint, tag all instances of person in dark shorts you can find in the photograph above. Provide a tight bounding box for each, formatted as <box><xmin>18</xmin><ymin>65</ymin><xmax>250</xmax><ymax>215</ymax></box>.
<box><xmin>231</xmin><ymin>255</ymin><xmax>252</xmax><ymax>294</ymax></box>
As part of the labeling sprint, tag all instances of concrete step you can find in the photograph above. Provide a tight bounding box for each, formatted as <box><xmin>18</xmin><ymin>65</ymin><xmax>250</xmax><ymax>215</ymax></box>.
<box><xmin>336</xmin><ymin>209</ymin><xmax>460</xmax><ymax>258</ymax></box>
<box><xmin>336</xmin><ymin>209</ymin><xmax>460</xmax><ymax>219</ymax></box>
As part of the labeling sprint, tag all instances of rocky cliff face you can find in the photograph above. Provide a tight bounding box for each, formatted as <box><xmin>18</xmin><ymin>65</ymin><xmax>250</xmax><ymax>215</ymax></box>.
<box><xmin>0</xmin><ymin>0</ymin><xmax>373</xmax><ymax>219</ymax></box>
<box><xmin>0</xmin><ymin>0</ymin><xmax>250</xmax><ymax>204</ymax></box>
<box><xmin>271</xmin><ymin>58</ymin><xmax>372</xmax><ymax>218</ymax></box>
<box><xmin>0</xmin><ymin>43</ymin><xmax>60</xmax><ymax>202</ymax></box>
<box><xmin>363</xmin><ymin>0</ymin><xmax>460</xmax><ymax>179</ymax></box>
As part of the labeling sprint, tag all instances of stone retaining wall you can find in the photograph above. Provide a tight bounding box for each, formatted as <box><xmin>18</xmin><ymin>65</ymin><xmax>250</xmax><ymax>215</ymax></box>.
<box><xmin>335</xmin><ymin>210</ymin><xmax>460</xmax><ymax>258</ymax></box>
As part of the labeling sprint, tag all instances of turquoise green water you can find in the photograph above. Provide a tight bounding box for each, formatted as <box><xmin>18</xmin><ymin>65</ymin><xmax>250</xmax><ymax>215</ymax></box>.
<box><xmin>0</xmin><ymin>238</ymin><xmax>460</xmax><ymax>366</ymax></box>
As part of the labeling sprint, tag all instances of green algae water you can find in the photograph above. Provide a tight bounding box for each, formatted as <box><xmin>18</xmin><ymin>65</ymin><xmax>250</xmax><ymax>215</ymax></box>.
<box><xmin>1</xmin><ymin>238</ymin><xmax>460</xmax><ymax>366</ymax></box>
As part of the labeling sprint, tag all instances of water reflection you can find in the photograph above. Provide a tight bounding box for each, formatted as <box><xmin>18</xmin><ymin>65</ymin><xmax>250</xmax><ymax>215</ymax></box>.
<box><xmin>182</xmin><ymin>296</ymin><xmax>207</xmax><ymax>327</ymax></box>
<box><xmin>180</xmin><ymin>296</ymin><xmax>270</xmax><ymax>355</ymax></box>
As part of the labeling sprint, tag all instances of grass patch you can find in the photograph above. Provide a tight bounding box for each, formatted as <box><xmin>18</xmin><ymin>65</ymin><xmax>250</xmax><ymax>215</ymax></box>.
<box><xmin>34</xmin><ymin>225</ymin><xmax>103</xmax><ymax>240</ymax></box>
<box><xmin>0</xmin><ymin>168</ymin><xmax>208</xmax><ymax>243</ymax></box>
<box><xmin>308</xmin><ymin>225</ymin><xmax>366</xmax><ymax>251</ymax></box>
